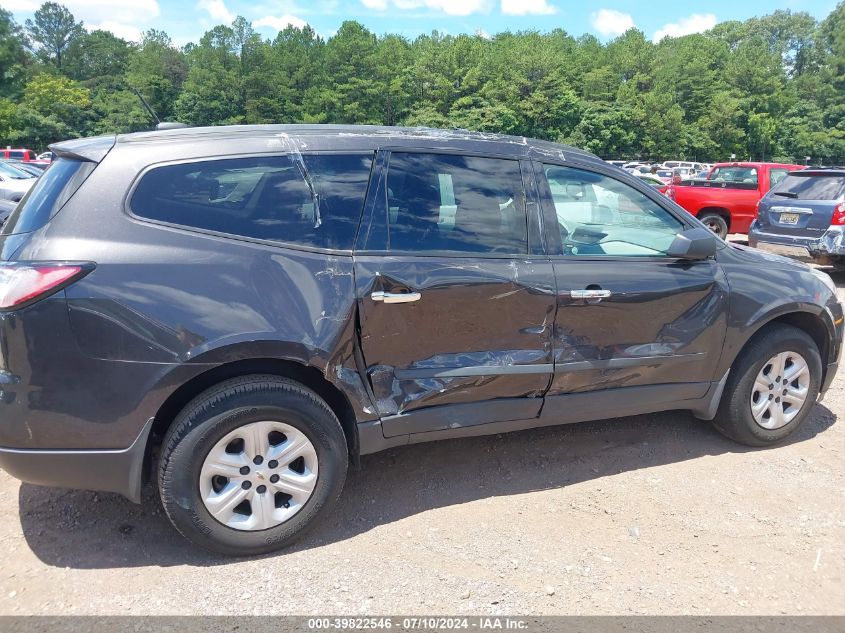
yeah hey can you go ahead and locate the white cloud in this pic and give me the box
[253,14,308,31]
[501,0,555,16]
[360,0,492,16]
[0,0,41,10]
[3,0,159,22]
[88,21,143,42]
[475,27,491,39]
[652,13,717,42]
[590,9,635,37]
[197,0,235,24]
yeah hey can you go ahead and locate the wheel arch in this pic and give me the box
[697,207,732,230]
[146,357,361,475]
[726,308,833,385]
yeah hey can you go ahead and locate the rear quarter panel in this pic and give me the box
[4,141,377,448]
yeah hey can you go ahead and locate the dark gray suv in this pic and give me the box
[0,125,841,555]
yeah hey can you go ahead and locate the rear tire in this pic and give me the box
[713,325,821,447]
[698,212,729,240]
[158,375,348,556]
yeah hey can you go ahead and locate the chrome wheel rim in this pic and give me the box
[750,351,811,430]
[199,421,318,531]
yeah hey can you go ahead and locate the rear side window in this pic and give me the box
[1,158,95,236]
[769,168,791,188]
[131,154,373,250]
[9,151,24,160]
[772,174,845,201]
[386,152,527,254]
[710,166,758,184]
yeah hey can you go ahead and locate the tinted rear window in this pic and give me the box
[772,174,845,201]
[1,158,95,236]
[131,154,374,250]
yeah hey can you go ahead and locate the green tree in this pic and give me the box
[10,72,91,147]
[0,9,29,97]
[25,2,84,70]
[65,30,132,84]
[175,24,243,125]
[126,29,187,121]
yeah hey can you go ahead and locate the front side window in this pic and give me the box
[131,153,374,250]
[544,164,683,257]
[386,152,527,254]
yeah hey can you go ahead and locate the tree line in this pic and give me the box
[0,1,844,163]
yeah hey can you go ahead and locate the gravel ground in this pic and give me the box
[0,257,843,616]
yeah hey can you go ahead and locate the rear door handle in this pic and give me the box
[569,289,612,300]
[371,291,422,304]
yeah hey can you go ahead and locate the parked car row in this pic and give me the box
[606,159,713,176]
[0,161,38,202]
[665,161,805,239]
[1,147,51,165]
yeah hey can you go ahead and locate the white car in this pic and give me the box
[0,162,36,202]
[37,151,53,161]
[662,160,705,172]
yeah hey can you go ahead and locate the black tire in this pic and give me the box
[713,324,821,447]
[158,375,348,556]
[698,212,729,240]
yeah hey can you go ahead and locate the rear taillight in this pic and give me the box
[0,262,94,311]
[832,203,845,226]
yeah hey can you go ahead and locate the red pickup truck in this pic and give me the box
[665,162,805,238]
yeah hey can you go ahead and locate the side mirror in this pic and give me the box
[667,227,720,260]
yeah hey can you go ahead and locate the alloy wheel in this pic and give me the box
[750,351,811,430]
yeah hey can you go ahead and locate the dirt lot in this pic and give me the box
[0,261,843,616]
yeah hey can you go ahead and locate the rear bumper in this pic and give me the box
[748,224,845,262]
[0,417,152,503]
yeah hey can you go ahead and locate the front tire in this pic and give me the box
[158,375,348,556]
[713,324,821,446]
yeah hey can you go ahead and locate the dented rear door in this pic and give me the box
[354,150,555,438]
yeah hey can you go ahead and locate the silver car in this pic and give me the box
[0,162,36,202]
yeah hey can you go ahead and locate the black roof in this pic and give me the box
[52,124,602,165]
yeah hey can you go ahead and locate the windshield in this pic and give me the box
[1,158,96,235]
[772,173,845,201]
[0,162,32,180]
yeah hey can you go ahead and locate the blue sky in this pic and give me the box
[1,0,840,46]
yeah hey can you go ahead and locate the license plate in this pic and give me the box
[779,212,800,225]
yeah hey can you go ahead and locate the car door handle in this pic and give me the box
[569,289,612,300]
[371,291,422,304]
